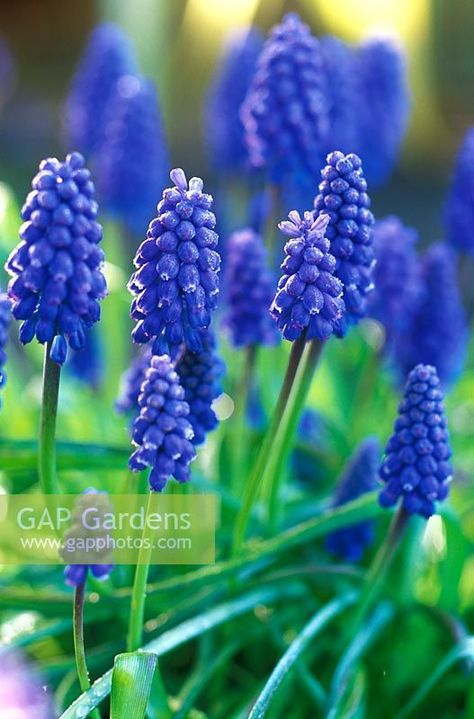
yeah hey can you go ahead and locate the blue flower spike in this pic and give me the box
[379,364,453,519]
[241,13,329,189]
[61,489,113,586]
[222,227,279,348]
[97,75,168,235]
[326,437,380,562]
[270,211,345,342]
[314,150,375,336]
[176,329,225,446]
[128,168,220,357]
[128,354,196,492]
[5,152,107,365]
[64,23,137,155]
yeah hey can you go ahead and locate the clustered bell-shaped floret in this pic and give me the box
[379,364,453,518]
[270,211,344,341]
[0,292,12,401]
[5,152,107,365]
[176,329,225,446]
[128,354,196,491]
[325,437,380,562]
[129,168,220,357]
[222,228,279,348]
[314,151,375,336]
[241,13,329,187]
[61,488,113,587]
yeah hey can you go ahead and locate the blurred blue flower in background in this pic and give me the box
[314,151,375,336]
[63,23,138,156]
[379,364,452,518]
[444,126,474,255]
[320,36,357,155]
[0,291,12,402]
[368,215,420,347]
[129,168,220,357]
[0,650,54,718]
[116,346,151,417]
[325,436,380,562]
[393,243,467,386]
[242,13,329,191]
[205,28,263,175]
[222,227,278,348]
[97,75,168,236]
[0,36,17,106]
[176,328,225,446]
[354,37,410,186]
[68,326,104,390]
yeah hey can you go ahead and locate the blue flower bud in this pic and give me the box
[270,211,344,341]
[5,153,107,364]
[325,437,380,562]
[379,365,452,518]
[128,354,196,491]
[314,151,375,336]
[129,169,220,357]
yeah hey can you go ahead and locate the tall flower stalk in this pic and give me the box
[5,152,107,494]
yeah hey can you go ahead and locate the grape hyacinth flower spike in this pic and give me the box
[379,364,452,518]
[128,354,196,492]
[314,151,375,336]
[5,151,107,365]
[368,215,420,347]
[205,27,263,175]
[320,36,357,155]
[116,346,151,418]
[223,227,279,348]
[270,211,344,341]
[355,37,410,186]
[393,243,467,387]
[97,75,168,236]
[64,23,137,155]
[61,489,114,587]
[325,437,380,562]
[176,329,225,446]
[241,13,329,193]
[444,126,474,255]
[129,168,220,357]
[0,292,12,404]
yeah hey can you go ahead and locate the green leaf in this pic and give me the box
[110,652,159,719]
[59,582,305,718]
[396,636,474,719]
[326,602,394,719]
[248,592,358,719]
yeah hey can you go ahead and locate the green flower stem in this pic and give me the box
[347,505,410,640]
[232,335,307,554]
[127,490,155,652]
[263,338,325,533]
[39,341,60,495]
[230,344,257,495]
[73,582,101,719]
